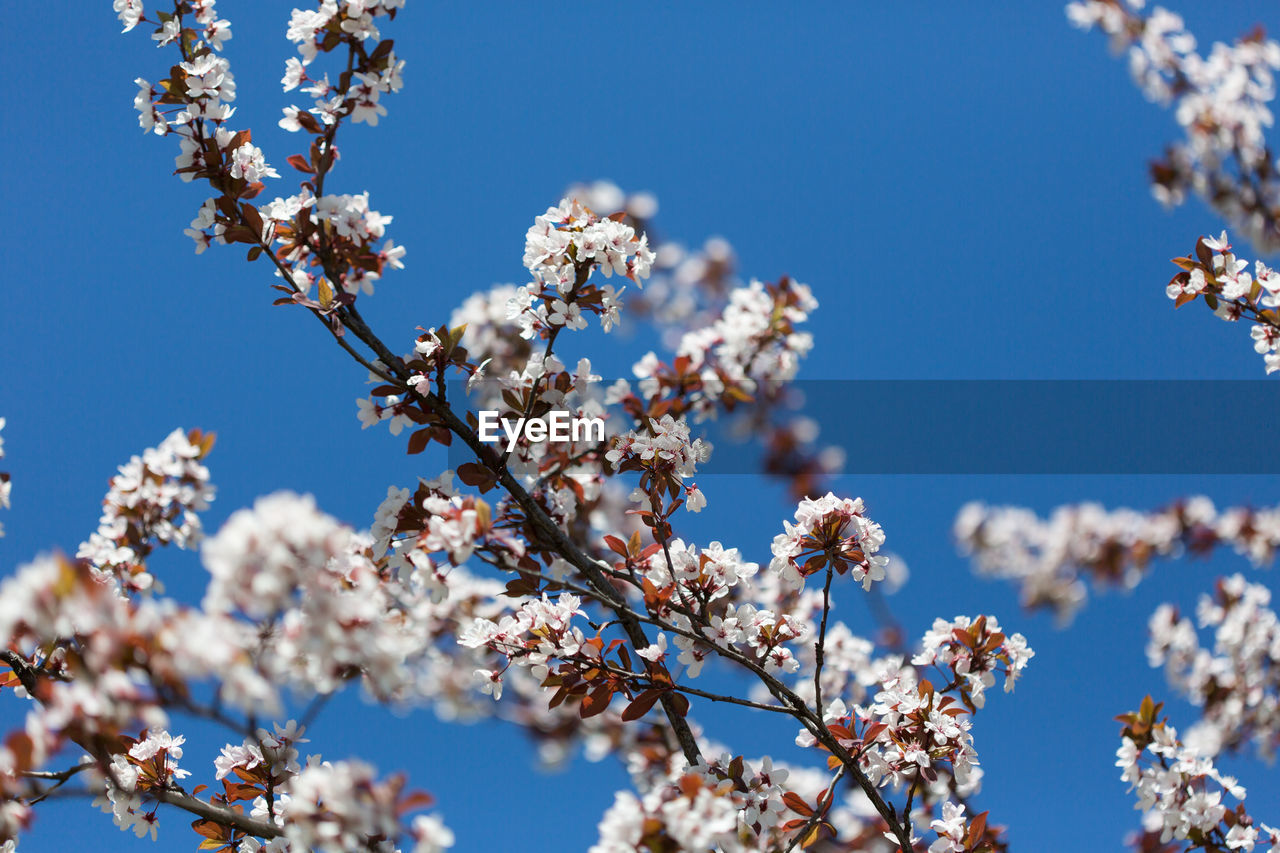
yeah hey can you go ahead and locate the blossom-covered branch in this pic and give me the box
[0,3,1061,851]
[1069,1,1280,251]
[956,496,1280,623]
[1116,696,1279,851]
[1166,231,1280,373]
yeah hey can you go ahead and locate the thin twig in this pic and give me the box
[813,565,835,717]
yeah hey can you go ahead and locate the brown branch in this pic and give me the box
[813,565,835,717]
[202,46,910,837]
[668,684,793,715]
[4,651,282,838]
[1,651,40,694]
[151,787,281,838]
[315,296,708,767]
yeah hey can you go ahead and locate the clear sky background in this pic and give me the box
[3,2,1280,851]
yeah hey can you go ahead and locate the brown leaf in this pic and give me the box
[781,791,814,817]
[966,810,989,846]
[286,153,316,174]
[580,685,614,718]
[621,689,663,721]
[407,428,432,455]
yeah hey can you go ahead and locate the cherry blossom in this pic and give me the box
[0,4,1126,851]
[1115,696,1279,851]
[1166,231,1280,373]
[1070,1,1280,250]
[1149,575,1280,761]
[770,493,888,592]
[957,496,1280,622]
[75,428,215,595]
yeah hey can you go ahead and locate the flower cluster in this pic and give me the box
[524,197,654,292]
[788,614,1031,842]
[1149,574,1280,761]
[509,197,654,339]
[608,274,836,502]
[214,721,452,852]
[1069,1,1280,250]
[929,801,991,853]
[465,352,609,486]
[830,677,980,793]
[956,496,1280,622]
[913,615,1035,709]
[770,493,888,591]
[215,720,307,785]
[286,2,405,64]
[643,539,760,609]
[669,601,810,679]
[590,757,797,853]
[449,284,531,374]
[368,470,530,599]
[1167,231,1280,373]
[94,729,191,841]
[560,180,739,346]
[125,2,408,312]
[621,277,818,422]
[76,428,216,595]
[458,593,589,699]
[1,483,459,846]
[283,3,405,127]
[675,277,816,386]
[203,491,447,700]
[607,415,711,515]
[1116,696,1278,851]
[598,536,810,679]
[202,491,353,619]
[129,1,235,132]
[0,554,282,846]
[279,760,407,852]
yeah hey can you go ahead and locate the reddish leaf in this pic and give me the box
[407,428,432,455]
[966,810,989,846]
[287,153,316,174]
[860,722,890,742]
[1195,237,1215,267]
[239,202,264,237]
[580,685,613,718]
[621,689,663,721]
[397,790,435,815]
[782,792,814,817]
[457,462,494,488]
[826,723,852,740]
[604,535,630,557]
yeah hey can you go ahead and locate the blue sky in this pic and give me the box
[3,2,1280,850]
